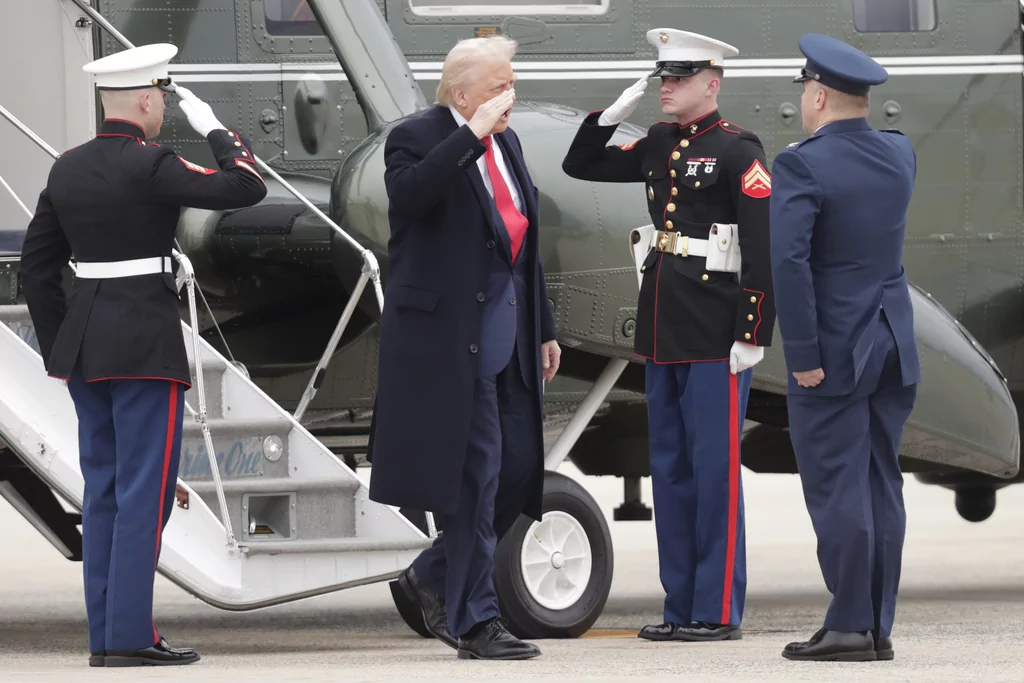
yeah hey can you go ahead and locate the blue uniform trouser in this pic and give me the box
[645,359,752,627]
[67,364,185,654]
[410,345,538,639]
[787,310,917,639]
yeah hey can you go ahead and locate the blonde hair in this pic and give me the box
[435,35,518,106]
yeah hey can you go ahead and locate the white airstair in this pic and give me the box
[0,298,431,609]
[0,0,434,610]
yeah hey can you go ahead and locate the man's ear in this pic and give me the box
[139,91,151,114]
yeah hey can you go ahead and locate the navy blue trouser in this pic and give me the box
[410,346,538,638]
[645,359,752,627]
[787,310,917,639]
[67,364,185,653]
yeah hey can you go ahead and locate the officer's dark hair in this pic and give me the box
[700,66,725,81]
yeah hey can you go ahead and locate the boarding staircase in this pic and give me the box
[0,267,431,610]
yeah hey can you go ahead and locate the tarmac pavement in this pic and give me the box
[1,463,1023,682]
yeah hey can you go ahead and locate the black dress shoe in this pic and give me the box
[782,627,876,662]
[398,566,457,650]
[104,638,200,667]
[675,621,742,642]
[637,622,687,641]
[457,617,541,660]
[88,652,105,667]
[875,636,894,660]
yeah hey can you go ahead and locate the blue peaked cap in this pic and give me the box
[794,34,887,96]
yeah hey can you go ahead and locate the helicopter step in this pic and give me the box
[0,303,431,612]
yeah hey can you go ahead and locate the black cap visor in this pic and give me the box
[649,60,714,78]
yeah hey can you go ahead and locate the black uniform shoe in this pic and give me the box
[675,621,742,641]
[782,627,877,661]
[104,638,200,667]
[875,636,894,660]
[457,617,541,660]
[637,621,687,641]
[88,652,105,667]
[398,566,457,650]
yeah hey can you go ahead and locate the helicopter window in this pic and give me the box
[852,0,937,32]
[265,0,325,36]
[408,0,608,16]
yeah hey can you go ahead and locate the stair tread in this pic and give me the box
[184,478,359,494]
[242,537,431,555]
[182,416,292,433]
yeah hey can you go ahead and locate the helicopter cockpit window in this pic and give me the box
[407,0,608,16]
[852,0,937,32]
[265,0,324,36]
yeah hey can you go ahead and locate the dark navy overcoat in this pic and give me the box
[367,105,556,521]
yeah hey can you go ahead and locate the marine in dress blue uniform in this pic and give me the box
[769,34,920,662]
[19,44,267,667]
[562,29,776,642]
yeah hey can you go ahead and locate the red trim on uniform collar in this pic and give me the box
[99,119,147,141]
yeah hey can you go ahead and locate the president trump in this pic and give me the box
[367,35,560,660]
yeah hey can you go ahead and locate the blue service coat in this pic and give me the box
[366,105,556,520]
[769,117,921,396]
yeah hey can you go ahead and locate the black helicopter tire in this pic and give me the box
[494,470,614,640]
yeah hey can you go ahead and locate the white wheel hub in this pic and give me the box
[519,510,592,611]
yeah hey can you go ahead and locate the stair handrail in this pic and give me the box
[0,105,238,550]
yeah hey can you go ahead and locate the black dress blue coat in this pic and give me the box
[366,105,556,521]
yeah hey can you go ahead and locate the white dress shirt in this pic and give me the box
[448,105,523,212]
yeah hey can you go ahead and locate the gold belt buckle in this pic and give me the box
[657,231,688,256]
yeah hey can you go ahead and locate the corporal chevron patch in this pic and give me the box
[179,157,215,175]
[741,159,771,199]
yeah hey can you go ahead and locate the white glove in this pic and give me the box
[175,85,225,137]
[597,77,648,126]
[730,342,764,375]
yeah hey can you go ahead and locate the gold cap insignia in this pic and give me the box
[659,32,669,44]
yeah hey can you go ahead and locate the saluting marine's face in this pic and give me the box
[658,71,720,122]
[143,88,168,138]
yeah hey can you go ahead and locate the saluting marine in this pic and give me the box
[562,28,775,642]
[19,43,267,667]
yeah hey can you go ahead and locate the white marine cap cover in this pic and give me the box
[82,43,178,91]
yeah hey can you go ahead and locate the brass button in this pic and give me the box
[750,296,757,303]
[694,181,701,188]
[665,220,673,229]
[242,151,249,156]
[672,151,680,160]
[670,169,677,178]
[722,239,728,245]
[641,266,646,272]
[744,333,751,340]
[667,202,676,212]
[681,140,690,147]
[470,343,478,353]
[690,124,697,134]
[701,274,708,281]
[228,131,235,137]
[477,292,485,302]
[747,314,754,321]
[723,122,730,127]
[671,187,678,196]
[234,141,242,147]
[648,170,652,176]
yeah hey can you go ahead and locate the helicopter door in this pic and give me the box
[255,0,368,175]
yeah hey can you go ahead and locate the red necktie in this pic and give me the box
[482,136,529,264]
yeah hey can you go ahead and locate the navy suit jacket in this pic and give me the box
[769,117,921,397]
[367,105,555,519]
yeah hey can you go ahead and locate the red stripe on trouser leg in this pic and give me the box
[721,371,740,624]
[152,383,178,643]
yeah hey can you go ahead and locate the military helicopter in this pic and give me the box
[0,0,1020,642]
